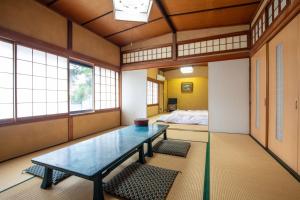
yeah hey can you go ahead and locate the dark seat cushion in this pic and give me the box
[153,140,191,157]
[104,163,178,200]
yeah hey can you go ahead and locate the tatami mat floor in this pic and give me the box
[0,116,299,200]
[0,136,206,200]
[210,133,300,200]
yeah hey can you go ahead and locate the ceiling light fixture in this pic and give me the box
[180,66,193,74]
[113,0,153,22]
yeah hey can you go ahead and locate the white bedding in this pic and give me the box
[158,110,208,125]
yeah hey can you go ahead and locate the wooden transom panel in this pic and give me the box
[37,0,261,46]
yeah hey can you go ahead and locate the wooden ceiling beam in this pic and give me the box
[81,11,113,26]
[36,0,59,6]
[104,17,163,39]
[155,0,176,33]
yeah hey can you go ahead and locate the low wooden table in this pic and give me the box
[32,124,168,200]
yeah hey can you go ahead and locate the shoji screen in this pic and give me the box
[0,40,14,121]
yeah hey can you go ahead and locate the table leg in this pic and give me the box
[163,130,167,140]
[138,145,145,164]
[93,175,104,200]
[147,140,153,157]
[41,167,53,189]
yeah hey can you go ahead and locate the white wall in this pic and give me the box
[122,70,147,125]
[208,58,249,134]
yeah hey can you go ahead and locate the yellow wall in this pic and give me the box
[147,106,159,117]
[147,68,159,79]
[167,77,208,110]
[164,80,168,112]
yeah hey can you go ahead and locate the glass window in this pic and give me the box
[94,66,119,110]
[274,0,279,18]
[70,62,93,112]
[262,13,266,33]
[147,80,158,105]
[276,44,284,141]
[281,0,287,10]
[268,4,273,25]
[0,40,14,120]
[16,45,68,117]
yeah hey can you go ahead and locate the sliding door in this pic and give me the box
[251,45,267,146]
[268,17,299,171]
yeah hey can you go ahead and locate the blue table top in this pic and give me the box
[32,124,168,178]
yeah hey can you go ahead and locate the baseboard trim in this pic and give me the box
[250,135,300,182]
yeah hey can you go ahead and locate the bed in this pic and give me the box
[157,110,208,126]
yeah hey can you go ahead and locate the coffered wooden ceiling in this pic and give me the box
[37,0,260,46]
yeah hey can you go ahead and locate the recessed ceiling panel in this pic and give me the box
[171,4,258,31]
[162,0,260,15]
[85,13,143,37]
[50,0,113,24]
[107,19,170,46]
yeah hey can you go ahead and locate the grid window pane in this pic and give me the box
[18,103,32,118]
[0,88,13,104]
[47,53,57,66]
[0,104,13,119]
[33,103,46,116]
[33,50,46,64]
[33,63,46,77]
[147,81,158,105]
[17,45,32,61]
[95,66,118,110]
[17,60,32,75]
[16,45,68,118]
[0,41,13,58]
[0,57,13,73]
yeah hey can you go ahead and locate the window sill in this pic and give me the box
[0,113,69,127]
[69,108,121,117]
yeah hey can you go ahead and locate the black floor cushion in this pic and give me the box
[104,163,178,200]
[24,165,71,185]
[153,140,191,157]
